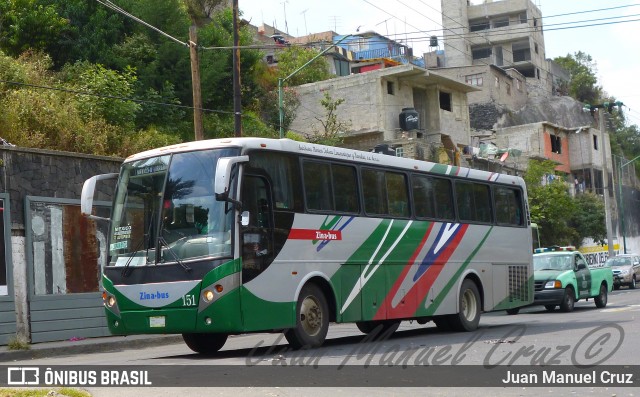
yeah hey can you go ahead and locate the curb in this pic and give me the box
[0,335,184,362]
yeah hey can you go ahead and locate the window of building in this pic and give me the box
[550,135,562,154]
[494,76,500,88]
[593,134,599,150]
[493,18,509,28]
[533,17,538,28]
[266,55,274,64]
[519,12,527,24]
[472,47,492,60]
[387,81,395,95]
[439,91,452,112]
[395,147,405,158]
[470,20,490,32]
[516,79,522,91]
[506,83,511,95]
[534,43,539,54]
[465,73,483,86]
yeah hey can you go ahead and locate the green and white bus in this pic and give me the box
[81,138,533,353]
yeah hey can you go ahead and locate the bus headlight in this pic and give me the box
[107,296,116,307]
[203,289,214,302]
[545,280,562,289]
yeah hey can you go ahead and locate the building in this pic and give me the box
[440,0,550,95]
[290,64,479,162]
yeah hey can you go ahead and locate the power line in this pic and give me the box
[95,0,188,47]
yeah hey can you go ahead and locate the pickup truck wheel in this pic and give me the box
[506,308,520,315]
[594,283,608,308]
[544,305,556,312]
[559,287,575,312]
[631,277,637,290]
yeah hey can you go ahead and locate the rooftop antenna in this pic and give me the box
[281,1,289,35]
[301,9,308,35]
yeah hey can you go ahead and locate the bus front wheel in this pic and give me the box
[182,332,228,354]
[448,279,481,332]
[285,283,329,349]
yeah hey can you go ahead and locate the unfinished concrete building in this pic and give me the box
[440,0,550,96]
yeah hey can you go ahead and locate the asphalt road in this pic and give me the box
[7,287,640,396]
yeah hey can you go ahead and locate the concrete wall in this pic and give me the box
[0,146,121,343]
[291,66,474,148]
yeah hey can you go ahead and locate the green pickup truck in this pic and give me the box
[508,246,613,314]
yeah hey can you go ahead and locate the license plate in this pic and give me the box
[149,316,166,328]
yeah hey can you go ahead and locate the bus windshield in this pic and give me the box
[108,148,239,267]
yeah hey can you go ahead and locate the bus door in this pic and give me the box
[240,174,275,284]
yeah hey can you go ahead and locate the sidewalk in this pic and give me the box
[0,334,184,362]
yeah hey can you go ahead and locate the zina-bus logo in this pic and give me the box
[7,367,40,385]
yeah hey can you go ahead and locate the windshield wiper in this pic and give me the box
[121,238,145,277]
[158,237,192,273]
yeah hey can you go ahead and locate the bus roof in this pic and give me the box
[125,137,525,186]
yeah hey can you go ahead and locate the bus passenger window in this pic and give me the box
[494,187,523,226]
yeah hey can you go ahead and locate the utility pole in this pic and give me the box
[189,26,204,141]
[598,108,615,257]
[232,0,242,137]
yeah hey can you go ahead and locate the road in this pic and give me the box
[9,287,640,396]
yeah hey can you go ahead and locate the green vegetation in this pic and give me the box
[7,335,30,350]
[0,0,329,156]
[524,159,606,247]
[0,388,91,397]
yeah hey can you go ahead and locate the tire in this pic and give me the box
[285,283,329,349]
[448,279,481,332]
[594,283,608,308]
[506,307,520,315]
[559,287,575,312]
[630,277,637,290]
[544,305,556,312]
[182,333,228,354]
[355,320,401,336]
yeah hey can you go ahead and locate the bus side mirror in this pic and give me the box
[214,156,249,197]
[81,173,118,221]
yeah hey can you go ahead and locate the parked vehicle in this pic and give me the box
[605,254,640,290]
[508,246,613,314]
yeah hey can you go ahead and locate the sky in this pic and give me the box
[237,0,640,126]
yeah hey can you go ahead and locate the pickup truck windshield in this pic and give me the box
[533,254,573,271]
[108,148,239,267]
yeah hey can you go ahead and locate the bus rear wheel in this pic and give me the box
[285,283,329,349]
[355,320,400,336]
[448,279,481,332]
[182,332,228,354]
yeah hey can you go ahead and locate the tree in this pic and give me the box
[276,46,331,86]
[569,193,606,247]
[524,159,609,248]
[308,91,351,146]
[553,51,602,104]
[524,159,578,246]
